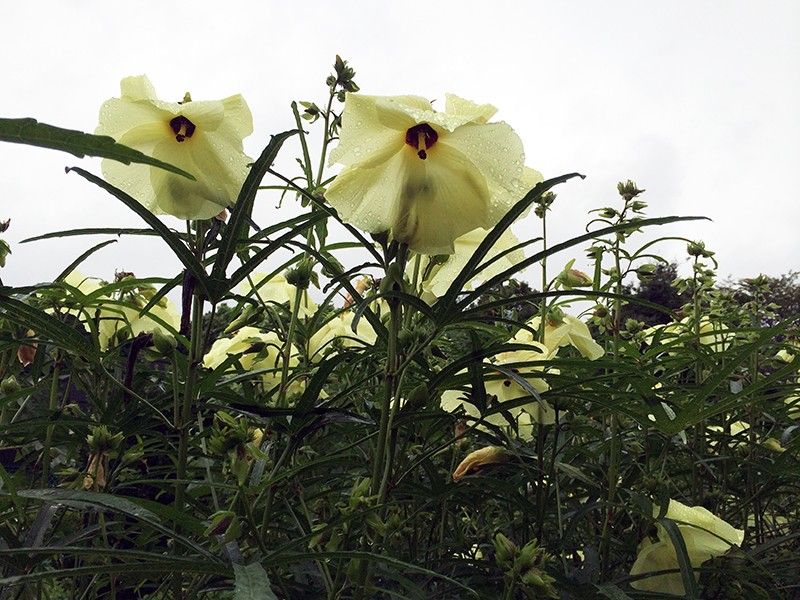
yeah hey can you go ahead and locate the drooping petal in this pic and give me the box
[149,139,229,219]
[393,143,491,254]
[441,121,526,223]
[325,150,406,235]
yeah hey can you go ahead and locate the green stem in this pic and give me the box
[173,223,206,600]
[538,211,548,340]
[291,101,315,187]
[41,358,61,486]
[600,234,624,572]
[315,92,337,188]
[277,285,304,408]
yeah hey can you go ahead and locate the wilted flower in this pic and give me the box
[452,446,508,481]
[326,93,537,254]
[520,314,605,361]
[96,75,253,220]
[17,330,37,367]
[630,499,744,595]
[239,272,317,318]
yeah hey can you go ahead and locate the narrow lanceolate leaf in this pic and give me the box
[660,518,701,599]
[435,172,584,317]
[17,489,219,561]
[0,117,194,179]
[209,129,297,301]
[0,293,97,360]
[233,562,278,600]
[66,167,211,298]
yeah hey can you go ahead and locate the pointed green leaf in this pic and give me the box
[67,167,211,297]
[0,117,194,179]
[209,129,297,300]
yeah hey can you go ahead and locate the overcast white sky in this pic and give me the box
[1,1,798,291]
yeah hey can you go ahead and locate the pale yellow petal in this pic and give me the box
[119,75,158,101]
[423,227,524,298]
[100,158,159,214]
[440,122,525,224]
[393,143,490,254]
[328,94,419,167]
[96,98,168,140]
[444,93,497,124]
[325,151,406,234]
[630,537,685,595]
[219,94,254,140]
[149,140,230,219]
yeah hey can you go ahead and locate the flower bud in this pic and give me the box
[687,240,714,258]
[223,304,265,335]
[285,258,315,290]
[557,268,592,289]
[625,318,644,333]
[493,533,517,566]
[617,179,644,201]
[0,239,10,268]
[1,375,21,395]
[152,328,178,355]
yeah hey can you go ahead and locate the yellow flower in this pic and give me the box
[520,315,604,361]
[452,446,508,482]
[325,93,533,254]
[96,75,253,220]
[203,326,299,393]
[308,311,376,362]
[239,272,317,318]
[441,341,557,436]
[417,225,526,301]
[630,499,744,595]
[648,316,731,353]
[54,271,180,351]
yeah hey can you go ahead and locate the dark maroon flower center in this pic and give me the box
[169,115,196,142]
[405,123,438,160]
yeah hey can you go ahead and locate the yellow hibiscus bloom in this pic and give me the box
[96,75,253,220]
[520,315,605,361]
[239,272,317,318]
[630,499,744,595]
[203,326,299,393]
[441,341,557,437]
[325,93,532,254]
[308,311,376,362]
